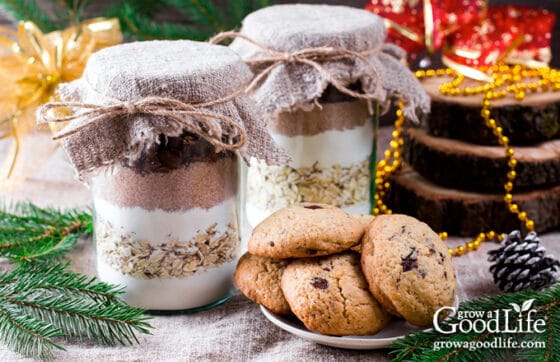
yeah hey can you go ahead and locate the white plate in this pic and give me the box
[260,296,459,350]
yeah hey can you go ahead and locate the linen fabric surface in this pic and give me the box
[230,4,431,122]
[41,40,288,176]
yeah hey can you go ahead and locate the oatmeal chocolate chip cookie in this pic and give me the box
[234,252,292,315]
[361,214,456,327]
[248,203,363,258]
[281,252,391,336]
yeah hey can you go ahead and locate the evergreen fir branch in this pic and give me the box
[222,0,277,30]
[50,0,92,25]
[3,263,122,303]
[107,0,162,18]
[166,0,225,32]
[0,0,58,31]
[116,2,208,40]
[164,0,274,39]
[224,0,276,30]
[0,263,152,358]
[226,0,244,29]
[7,233,79,263]
[0,202,91,231]
[514,308,560,361]
[0,0,276,40]
[259,0,273,7]
[0,202,92,263]
[7,295,150,345]
[65,0,91,20]
[390,284,560,362]
[0,303,64,360]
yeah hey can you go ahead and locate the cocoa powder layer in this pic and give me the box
[123,133,232,174]
[92,156,238,212]
[268,101,370,137]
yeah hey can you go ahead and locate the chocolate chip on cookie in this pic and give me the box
[361,214,456,327]
[248,203,364,258]
[281,252,390,336]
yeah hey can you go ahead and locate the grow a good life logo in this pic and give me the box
[431,299,547,351]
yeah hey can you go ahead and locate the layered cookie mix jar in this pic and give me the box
[39,40,286,311]
[225,5,430,226]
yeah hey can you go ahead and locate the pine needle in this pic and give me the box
[121,4,208,40]
[0,0,58,31]
[0,202,92,263]
[0,263,152,359]
[0,0,277,41]
[0,203,152,359]
[165,0,223,31]
[0,304,65,360]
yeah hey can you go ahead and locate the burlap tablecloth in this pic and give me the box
[0,127,558,361]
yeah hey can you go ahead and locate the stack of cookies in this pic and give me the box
[234,203,457,336]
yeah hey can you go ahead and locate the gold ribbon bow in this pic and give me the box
[210,31,384,102]
[0,18,122,185]
[38,97,247,152]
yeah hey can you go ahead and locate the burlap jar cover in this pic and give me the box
[37,40,287,311]
[215,4,431,226]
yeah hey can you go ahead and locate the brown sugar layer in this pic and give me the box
[269,101,370,137]
[92,156,238,212]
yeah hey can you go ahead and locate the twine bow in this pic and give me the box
[38,96,247,152]
[210,31,384,101]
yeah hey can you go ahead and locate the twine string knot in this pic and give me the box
[210,31,384,100]
[37,96,247,151]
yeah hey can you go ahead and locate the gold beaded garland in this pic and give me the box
[374,64,560,257]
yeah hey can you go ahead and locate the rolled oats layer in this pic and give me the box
[245,102,375,228]
[91,132,242,310]
[247,158,371,211]
[96,219,239,279]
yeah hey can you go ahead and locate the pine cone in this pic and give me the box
[488,230,560,292]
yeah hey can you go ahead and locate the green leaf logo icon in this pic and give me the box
[521,299,535,312]
[510,303,521,313]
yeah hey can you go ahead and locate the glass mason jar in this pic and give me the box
[91,132,239,312]
[246,86,378,227]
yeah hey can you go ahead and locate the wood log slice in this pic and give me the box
[403,128,560,191]
[387,165,560,236]
[423,76,560,145]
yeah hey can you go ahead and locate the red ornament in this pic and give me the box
[499,6,555,65]
[365,0,424,55]
[443,6,555,68]
[365,1,556,76]
[365,0,485,53]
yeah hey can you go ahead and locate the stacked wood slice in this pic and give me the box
[387,76,560,236]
